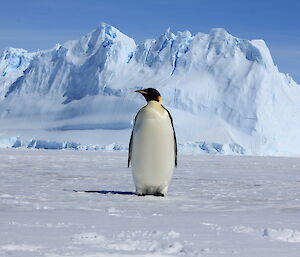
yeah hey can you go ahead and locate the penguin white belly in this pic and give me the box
[131,102,175,195]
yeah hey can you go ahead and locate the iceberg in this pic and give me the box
[0,23,300,156]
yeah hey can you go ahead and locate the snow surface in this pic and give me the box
[1,23,300,156]
[1,149,300,257]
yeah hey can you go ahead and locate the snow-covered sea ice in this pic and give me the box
[0,148,300,257]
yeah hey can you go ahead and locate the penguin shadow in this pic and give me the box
[73,190,137,195]
[72,190,165,197]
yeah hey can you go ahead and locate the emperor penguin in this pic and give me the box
[128,88,177,196]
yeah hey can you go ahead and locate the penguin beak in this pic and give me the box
[135,89,148,95]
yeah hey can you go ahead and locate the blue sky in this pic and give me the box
[1,0,299,82]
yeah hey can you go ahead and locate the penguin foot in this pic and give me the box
[136,192,164,197]
[153,192,165,197]
[136,186,166,197]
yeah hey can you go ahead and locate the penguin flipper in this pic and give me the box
[162,106,177,168]
[128,129,133,168]
[128,109,142,168]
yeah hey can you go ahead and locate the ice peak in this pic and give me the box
[95,22,135,44]
[162,27,175,40]
[1,47,29,57]
[0,47,34,66]
[78,22,125,49]
[177,30,192,38]
[98,22,118,40]
[209,28,232,39]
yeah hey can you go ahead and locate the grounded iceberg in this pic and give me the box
[0,23,299,156]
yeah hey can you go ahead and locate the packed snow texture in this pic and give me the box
[0,23,300,156]
[0,149,300,257]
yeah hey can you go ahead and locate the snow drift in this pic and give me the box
[0,22,300,155]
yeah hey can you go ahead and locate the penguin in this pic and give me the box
[128,88,177,196]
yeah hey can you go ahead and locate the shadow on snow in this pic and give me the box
[73,190,137,195]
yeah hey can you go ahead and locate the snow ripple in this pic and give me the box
[72,230,195,256]
[263,228,300,243]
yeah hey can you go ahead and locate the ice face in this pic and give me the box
[0,23,300,156]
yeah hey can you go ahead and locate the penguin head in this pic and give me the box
[135,88,162,103]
